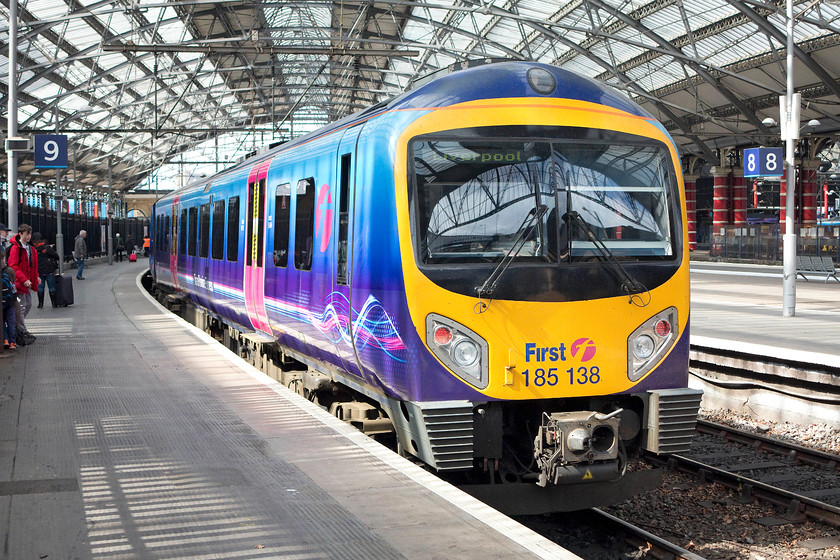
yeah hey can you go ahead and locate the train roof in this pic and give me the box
[389,60,650,118]
[159,60,652,202]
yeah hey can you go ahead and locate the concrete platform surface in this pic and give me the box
[690,260,840,366]
[0,261,577,560]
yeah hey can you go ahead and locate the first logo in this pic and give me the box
[570,338,597,362]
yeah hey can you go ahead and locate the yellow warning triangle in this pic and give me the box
[582,469,594,480]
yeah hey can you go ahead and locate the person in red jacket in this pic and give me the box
[8,224,38,345]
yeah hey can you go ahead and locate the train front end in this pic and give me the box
[390,63,701,510]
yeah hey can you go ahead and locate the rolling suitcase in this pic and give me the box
[129,251,137,262]
[54,274,74,307]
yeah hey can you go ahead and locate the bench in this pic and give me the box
[796,255,840,283]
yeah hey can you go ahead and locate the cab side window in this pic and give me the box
[227,196,240,262]
[274,184,291,267]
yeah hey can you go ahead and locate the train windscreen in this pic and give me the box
[412,136,676,265]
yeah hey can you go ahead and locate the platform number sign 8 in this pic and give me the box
[743,147,783,177]
[765,151,778,173]
[746,151,757,174]
[34,134,68,169]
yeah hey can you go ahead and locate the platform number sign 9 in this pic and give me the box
[34,134,68,169]
[743,147,783,177]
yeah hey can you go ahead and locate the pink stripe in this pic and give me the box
[243,160,273,335]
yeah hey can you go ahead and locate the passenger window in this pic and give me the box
[294,178,315,271]
[199,203,211,258]
[227,196,240,262]
[164,215,171,252]
[188,207,198,256]
[179,209,188,255]
[211,199,225,260]
[274,183,291,267]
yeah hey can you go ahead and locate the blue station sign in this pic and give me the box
[34,134,68,169]
[743,147,783,177]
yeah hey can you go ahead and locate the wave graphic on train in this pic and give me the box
[265,292,407,362]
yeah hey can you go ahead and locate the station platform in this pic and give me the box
[690,259,840,367]
[0,261,576,560]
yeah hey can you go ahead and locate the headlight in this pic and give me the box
[426,314,489,389]
[452,339,480,367]
[627,307,678,382]
[633,335,655,360]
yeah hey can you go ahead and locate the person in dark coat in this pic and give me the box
[8,224,38,344]
[114,233,125,262]
[74,230,88,280]
[125,234,136,256]
[0,224,11,254]
[1,248,18,350]
[32,232,59,308]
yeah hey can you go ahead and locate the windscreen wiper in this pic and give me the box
[476,204,548,302]
[564,211,648,299]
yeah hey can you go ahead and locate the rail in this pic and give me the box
[647,418,840,528]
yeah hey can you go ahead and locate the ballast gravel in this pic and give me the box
[602,408,840,560]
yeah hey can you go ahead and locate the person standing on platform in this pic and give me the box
[32,232,59,308]
[0,224,11,254]
[125,234,136,256]
[1,248,18,352]
[8,224,38,345]
[1,228,17,354]
[74,230,88,280]
[114,233,125,262]
[142,235,150,257]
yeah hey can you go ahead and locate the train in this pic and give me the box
[149,60,702,513]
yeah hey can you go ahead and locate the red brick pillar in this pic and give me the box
[684,174,698,251]
[780,174,795,235]
[712,170,731,235]
[801,162,819,227]
[732,169,747,227]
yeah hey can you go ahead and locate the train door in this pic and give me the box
[170,196,180,290]
[334,125,365,378]
[244,160,273,335]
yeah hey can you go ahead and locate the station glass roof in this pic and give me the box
[2,0,840,195]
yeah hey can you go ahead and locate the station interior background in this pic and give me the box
[2,0,840,260]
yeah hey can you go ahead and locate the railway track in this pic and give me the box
[514,507,708,560]
[647,419,840,528]
[589,509,707,560]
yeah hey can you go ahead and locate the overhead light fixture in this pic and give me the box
[761,117,777,126]
[807,119,821,127]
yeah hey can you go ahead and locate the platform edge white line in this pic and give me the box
[691,335,840,368]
